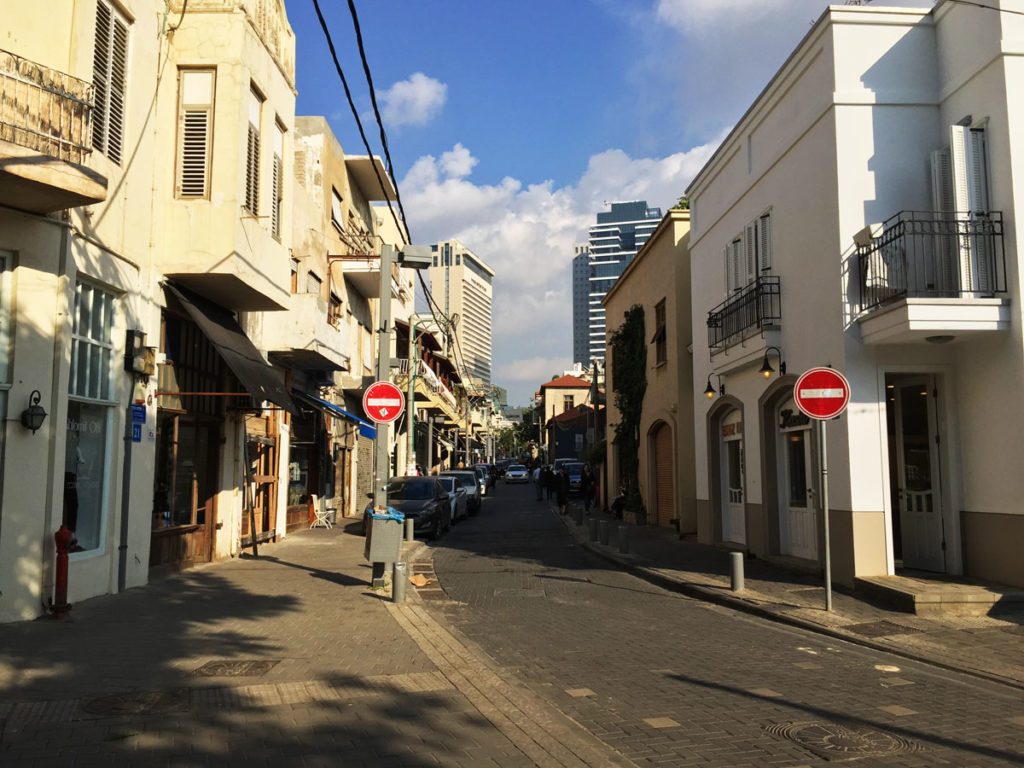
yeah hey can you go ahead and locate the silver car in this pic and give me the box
[440,470,481,514]
[437,475,468,523]
[505,464,529,483]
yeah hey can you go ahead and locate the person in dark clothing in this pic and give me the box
[580,464,595,513]
[556,466,570,514]
[542,466,555,501]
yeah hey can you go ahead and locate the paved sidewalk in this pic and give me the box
[557,504,1024,691]
[0,522,630,767]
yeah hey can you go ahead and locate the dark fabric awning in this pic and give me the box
[293,389,377,439]
[164,282,298,415]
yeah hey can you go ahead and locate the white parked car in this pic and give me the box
[437,475,468,523]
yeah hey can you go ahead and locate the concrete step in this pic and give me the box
[855,573,1024,617]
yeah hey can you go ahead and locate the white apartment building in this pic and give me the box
[428,240,494,389]
[687,1,1024,589]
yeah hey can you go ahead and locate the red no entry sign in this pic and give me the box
[362,381,405,424]
[794,367,850,420]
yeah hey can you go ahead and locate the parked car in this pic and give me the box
[440,470,481,514]
[362,476,450,539]
[553,458,577,472]
[437,475,468,523]
[470,465,488,497]
[564,462,585,495]
[475,463,496,491]
[505,464,529,483]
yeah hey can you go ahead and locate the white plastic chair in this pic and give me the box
[309,494,332,529]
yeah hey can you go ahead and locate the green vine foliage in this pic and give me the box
[609,304,646,516]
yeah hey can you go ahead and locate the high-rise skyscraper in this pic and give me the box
[571,243,590,366]
[573,201,663,363]
[428,240,494,389]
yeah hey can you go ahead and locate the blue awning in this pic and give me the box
[294,390,377,439]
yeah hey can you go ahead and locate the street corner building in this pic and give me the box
[684,1,1024,591]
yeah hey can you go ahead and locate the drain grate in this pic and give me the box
[765,720,922,760]
[843,620,923,638]
[82,690,188,717]
[192,660,280,678]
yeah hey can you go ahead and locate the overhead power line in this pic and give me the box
[309,0,406,245]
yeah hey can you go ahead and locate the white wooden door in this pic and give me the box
[780,424,817,560]
[722,436,745,545]
[894,378,945,572]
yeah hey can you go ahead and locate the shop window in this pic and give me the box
[64,282,117,553]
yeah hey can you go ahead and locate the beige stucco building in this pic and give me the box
[603,209,695,530]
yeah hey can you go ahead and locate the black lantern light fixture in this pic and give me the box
[20,389,47,434]
[703,373,725,399]
[759,346,787,379]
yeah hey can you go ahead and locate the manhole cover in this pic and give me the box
[843,620,922,638]
[192,659,279,677]
[82,690,188,716]
[765,720,922,760]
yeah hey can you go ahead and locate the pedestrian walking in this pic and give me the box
[542,465,555,501]
[556,466,569,515]
[533,464,543,500]
[580,463,595,513]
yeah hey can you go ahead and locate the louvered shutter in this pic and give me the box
[930,148,956,292]
[177,70,214,198]
[245,90,261,214]
[758,212,772,272]
[743,222,757,286]
[950,125,992,292]
[92,2,128,164]
[272,124,283,238]
[723,246,731,296]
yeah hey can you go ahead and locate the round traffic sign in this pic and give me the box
[794,367,850,420]
[362,381,405,424]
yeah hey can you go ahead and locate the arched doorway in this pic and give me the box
[719,408,745,545]
[650,421,674,528]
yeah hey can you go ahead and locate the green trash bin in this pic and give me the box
[364,507,405,565]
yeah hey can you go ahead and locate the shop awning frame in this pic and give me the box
[293,389,377,439]
[164,282,298,415]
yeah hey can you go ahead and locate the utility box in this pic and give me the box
[364,508,404,564]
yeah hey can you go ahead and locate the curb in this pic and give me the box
[558,513,1024,694]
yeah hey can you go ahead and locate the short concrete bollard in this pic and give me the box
[618,525,630,554]
[730,551,744,592]
[573,506,583,526]
[599,519,610,545]
[404,518,414,542]
[393,562,407,603]
[588,517,599,541]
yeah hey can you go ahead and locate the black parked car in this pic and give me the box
[362,476,451,539]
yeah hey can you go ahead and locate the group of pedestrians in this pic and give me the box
[531,461,598,515]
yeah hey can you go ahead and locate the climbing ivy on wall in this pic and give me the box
[609,304,646,518]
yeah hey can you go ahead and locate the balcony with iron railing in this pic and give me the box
[397,357,459,418]
[707,275,781,350]
[0,48,107,212]
[854,211,1010,344]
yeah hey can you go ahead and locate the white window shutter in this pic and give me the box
[950,125,972,214]
[723,246,731,296]
[743,222,756,285]
[930,148,953,212]
[758,213,771,272]
[967,128,989,212]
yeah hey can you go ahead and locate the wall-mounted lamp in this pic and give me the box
[20,390,47,434]
[703,373,725,399]
[759,346,787,379]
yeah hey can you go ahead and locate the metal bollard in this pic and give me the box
[392,562,407,603]
[599,519,610,545]
[404,518,414,542]
[730,551,744,592]
[52,525,73,619]
[573,506,583,525]
[618,525,630,554]
[587,517,599,541]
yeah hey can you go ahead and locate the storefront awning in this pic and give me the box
[164,283,298,415]
[293,390,377,439]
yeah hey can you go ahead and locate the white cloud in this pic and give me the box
[378,72,447,128]
[655,0,777,33]
[401,139,721,404]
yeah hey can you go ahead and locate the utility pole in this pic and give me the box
[372,244,396,511]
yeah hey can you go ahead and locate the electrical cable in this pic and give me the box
[309,0,407,245]
[344,0,412,235]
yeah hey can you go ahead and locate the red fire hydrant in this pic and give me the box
[52,525,73,620]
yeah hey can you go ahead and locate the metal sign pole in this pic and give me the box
[820,418,832,612]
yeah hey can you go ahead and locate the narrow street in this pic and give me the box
[424,483,1024,767]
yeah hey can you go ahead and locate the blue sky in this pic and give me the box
[288,0,931,406]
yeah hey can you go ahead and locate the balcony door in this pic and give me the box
[888,375,945,572]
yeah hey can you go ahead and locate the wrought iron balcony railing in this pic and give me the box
[707,275,781,350]
[857,211,1005,313]
[0,49,93,165]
